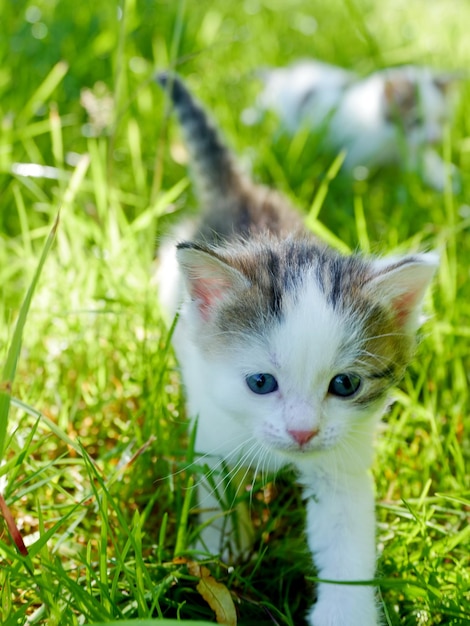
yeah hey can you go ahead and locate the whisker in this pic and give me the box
[153,428,249,486]
[357,330,409,343]
[247,443,274,508]
[197,438,260,506]
[189,437,251,494]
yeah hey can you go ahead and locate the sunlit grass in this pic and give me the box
[1,0,469,624]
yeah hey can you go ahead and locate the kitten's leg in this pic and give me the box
[304,470,380,626]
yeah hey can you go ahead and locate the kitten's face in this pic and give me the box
[200,279,389,465]
[177,242,435,468]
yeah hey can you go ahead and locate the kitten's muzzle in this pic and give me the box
[287,428,319,446]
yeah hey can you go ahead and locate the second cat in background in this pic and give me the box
[243,59,461,190]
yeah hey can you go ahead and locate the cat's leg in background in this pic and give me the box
[303,470,379,626]
[407,146,460,191]
[421,147,460,192]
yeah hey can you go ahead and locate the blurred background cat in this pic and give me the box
[243,60,461,190]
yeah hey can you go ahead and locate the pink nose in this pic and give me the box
[288,429,318,446]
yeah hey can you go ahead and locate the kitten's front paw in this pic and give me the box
[307,596,379,626]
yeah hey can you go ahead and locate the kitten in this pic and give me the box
[243,60,459,189]
[157,72,437,626]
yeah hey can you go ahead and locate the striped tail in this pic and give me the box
[157,72,242,203]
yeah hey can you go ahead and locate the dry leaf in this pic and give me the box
[188,562,237,626]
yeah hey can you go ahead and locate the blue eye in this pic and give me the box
[328,373,361,398]
[246,373,278,395]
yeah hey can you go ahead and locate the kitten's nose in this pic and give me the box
[288,429,318,446]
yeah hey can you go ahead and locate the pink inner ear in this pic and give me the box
[393,290,419,326]
[192,276,232,321]
[178,246,251,322]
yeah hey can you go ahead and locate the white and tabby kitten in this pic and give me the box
[244,60,459,189]
[157,72,437,626]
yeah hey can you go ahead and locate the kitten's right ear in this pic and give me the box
[368,252,438,331]
[176,244,250,321]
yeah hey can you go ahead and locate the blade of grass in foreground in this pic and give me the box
[0,211,60,464]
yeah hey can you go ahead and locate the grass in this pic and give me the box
[1,0,469,624]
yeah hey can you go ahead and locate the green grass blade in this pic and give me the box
[173,475,195,557]
[0,212,59,463]
[18,61,69,125]
[354,193,370,254]
[130,177,189,234]
[306,149,346,224]
[10,397,84,457]
[305,219,351,254]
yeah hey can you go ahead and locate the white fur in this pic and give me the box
[155,220,195,319]
[243,60,354,131]
[304,471,379,626]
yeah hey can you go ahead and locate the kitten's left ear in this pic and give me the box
[368,253,438,330]
[176,243,250,322]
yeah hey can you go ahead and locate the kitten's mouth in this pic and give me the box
[272,428,323,456]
